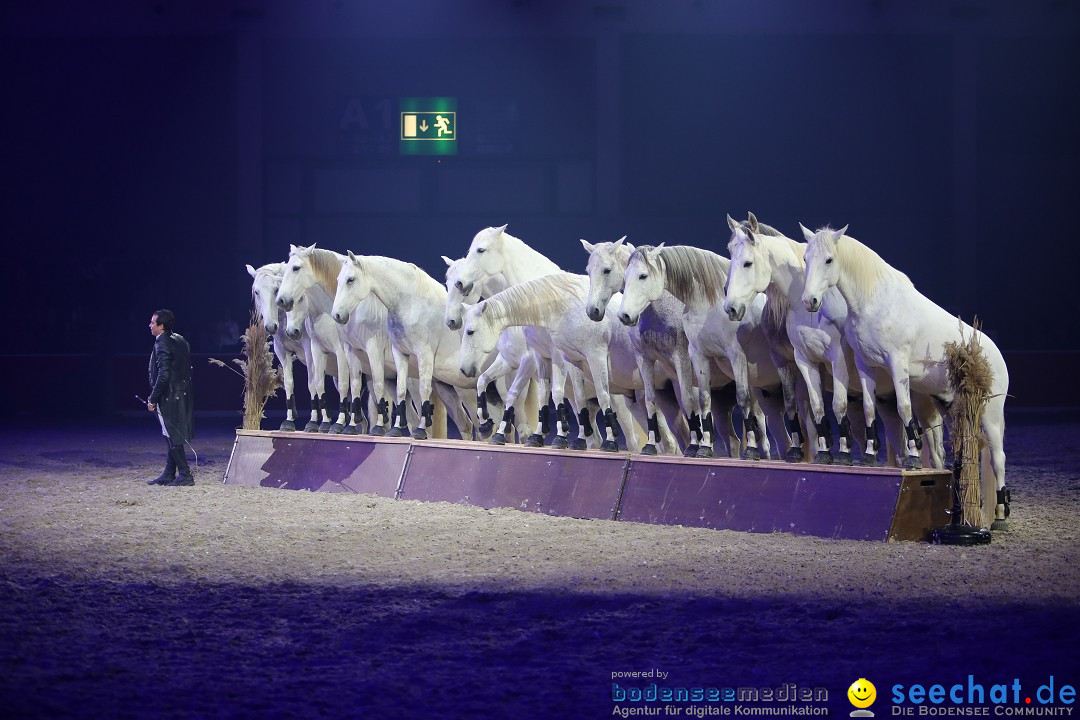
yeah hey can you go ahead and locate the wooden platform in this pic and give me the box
[223,429,953,542]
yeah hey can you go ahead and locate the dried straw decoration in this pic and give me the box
[943,317,994,527]
[209,310,283,430]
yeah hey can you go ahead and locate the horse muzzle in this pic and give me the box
[803,296,821,313]
[460,363,477,379]
[333,310,349,324]
[285,327,301,340]
[277,296,294,312]
[587,306,605,322]
[264,322,278,335]
[724,303,745,322]
[618,312,637,327]
[447,318,462,331]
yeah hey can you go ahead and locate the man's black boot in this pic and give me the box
[148,439,176,485]
[164,444,194,486]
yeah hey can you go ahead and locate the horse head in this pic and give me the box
[283,291,309,341]
[800,223,847,313]
[458,301,499,379]
[443,255,482,330]
[723,212,770,322]
[454,224,509,297]
[582,236,632,322]
[331,251,372,324]
[247,264,284,335]
[276,243,318,312]
[618,244,665,326]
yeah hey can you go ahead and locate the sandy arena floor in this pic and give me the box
[0,413,1077,718]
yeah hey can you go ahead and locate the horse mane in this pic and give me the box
[295,248,344,294]
[365,255,447,303]
[633,245,729,306]
[820,227,911,298]
[482,273,588,327]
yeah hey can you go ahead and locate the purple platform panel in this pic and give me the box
[617,455,951,542]
[224,430,409,496]
[399,441,629,520]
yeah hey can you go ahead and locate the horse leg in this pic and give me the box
[688,346,718,458]
[584,350,622,453]
[385,346,411,437]
[547,359,573,449]
[524,352,551,448]
[277,342,297,432]
[775,360,806,463]
[797,350,833,464]
[476,353,513,437]
[342,352,364,435]
[612,393,643,452]
[911,393,946,469]
[884,360,923,470]
[304,346,326,433]
[492,353,535,445]
[410,349,436,440]
[726,352,761,460]
[672,348,703,456]
[982,396,1009,530]
[856,361,883,466]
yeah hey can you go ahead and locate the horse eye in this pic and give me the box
[466,329,474,336]
[639,273,647,280]
[347,277,354,284]
[253,290,260,296]
[743,261,752,268]
[825,258,833,265]
[291,266,299,272]
[603,268,611,275]
[477,247,486,254]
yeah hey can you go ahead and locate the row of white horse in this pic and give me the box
[245,214,1010,529]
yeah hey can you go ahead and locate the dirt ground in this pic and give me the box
[0,412,1077,719]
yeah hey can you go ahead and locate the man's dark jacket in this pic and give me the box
[149,332,194,443]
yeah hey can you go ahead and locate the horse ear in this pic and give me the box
[626,242,636,252]
[441,255,454,267]
[347,250,362,268]
[246,264,257,278]
[727,214,739,232]
[289,244,299,254]
[799,223,815,243]
[494,224,508,236]
[834,225,849,243]
[747,212,759,233]
[615,236,626,247]
[580,239,595,254]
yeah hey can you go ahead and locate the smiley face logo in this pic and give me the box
[848,678,877,709]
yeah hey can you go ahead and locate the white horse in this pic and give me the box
[723,213,945,467]
[457,272,652,452]
[442,255,538,444]
[800,224,1010,528]
[619,244,795,460]
[449,225,600,448]
[581,237,699,455]
[246,262,308,432]
[266,249,354,433]
[330,251,479,440]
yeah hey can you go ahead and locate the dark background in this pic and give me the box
[1,0,1077,415]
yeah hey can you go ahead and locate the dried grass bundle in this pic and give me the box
[209,311,283,430]
[944,317,994,527]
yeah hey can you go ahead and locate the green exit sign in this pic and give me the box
[399,97,457,156]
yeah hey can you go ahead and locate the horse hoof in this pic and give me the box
[369,425,386,437]
[991,519,1010,532]
[860,453,878,467]
[478,419,494,436]
[411,428,428,440]
[682,445,699,458]
[743,446,762,461]
[318,422,332,433]
[302,422,321,433]
[835,451,854,466]
[550,436,570,449]
[571,438,588,451]
[385,427,406,438]
[279,420,296,432]
[600,440,619,452]
[641,444,658,456]
[343,425,359,436]
[524,434,544,448]
[488,433,506,446]
[814,451,834,465]
[696,446,714,459]
[902,455,923,471]
[785,447,805,463]
[328,423,344,435]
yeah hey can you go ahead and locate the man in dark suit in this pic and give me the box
[146,309,195,486]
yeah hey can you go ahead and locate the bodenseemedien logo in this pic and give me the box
[849,678,877,717]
